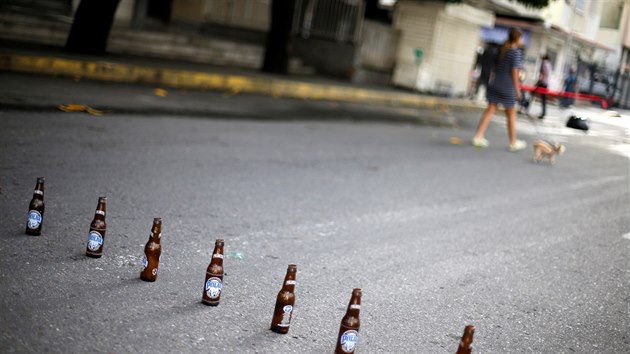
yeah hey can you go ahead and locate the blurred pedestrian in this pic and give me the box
[536,54,552,119]
[560,68,577,108]
[470,44,499,101]
[468,50,482,99]
[471,28,526,152]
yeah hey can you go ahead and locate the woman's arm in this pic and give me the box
[512,67,522,100]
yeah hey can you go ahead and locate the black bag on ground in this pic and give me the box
[566,115,589,131]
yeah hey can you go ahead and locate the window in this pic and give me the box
[600,0,624,29]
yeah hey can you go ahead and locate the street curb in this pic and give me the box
[0,54,484,114]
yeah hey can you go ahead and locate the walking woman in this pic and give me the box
[471,28,527,152]
[536,54,552,118]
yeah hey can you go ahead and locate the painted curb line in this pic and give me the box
[0,54,484,113]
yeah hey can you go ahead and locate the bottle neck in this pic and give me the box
[94,200,106,220]
[346,291,361,316]
[33,181,44,198]
[34,178,44,190]
[150,230,161,243]
[347,302,361,316]
[282,270,297,291]
[211,244,224,264]
[461,326,474,348]
[151,229,161,243]
[149,218,162,241]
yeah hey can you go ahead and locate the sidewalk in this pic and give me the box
[0,41,481,114]
[1,41,627,137]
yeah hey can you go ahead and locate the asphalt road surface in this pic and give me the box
[0,82,629,353]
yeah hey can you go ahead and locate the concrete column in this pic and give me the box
[113,0,134,28]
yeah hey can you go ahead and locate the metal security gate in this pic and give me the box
[292,0,365,43]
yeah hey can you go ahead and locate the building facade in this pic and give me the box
[390,0,494,95]
[0,0,626,102]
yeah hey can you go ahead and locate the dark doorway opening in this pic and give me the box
[147,0,171,24]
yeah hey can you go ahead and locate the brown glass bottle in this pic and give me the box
[85,197,107,258]
[25,177,45,236]
[455,325,475,354]
[270,264,297,334]
[201,239,224,306]
[140,218,162,282]
[335,288,362,354]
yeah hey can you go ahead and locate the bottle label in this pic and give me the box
[141,256,158,275]
[27,210,42,229]
[340,330,359,353]
[205,277,222,299]
[87,231,103,251]
[95,210,105,216]
[278,305,293,327]
[33,190,43,196]
[349,304,360,310]
[212,253,223,259]
[285,280,296,285]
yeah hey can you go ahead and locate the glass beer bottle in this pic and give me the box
[270,264,297,334]
[25,177,45,236]
[140,218,162,282]
[202,239,224,306]
[335,288,362,354]
[85,197,107,258]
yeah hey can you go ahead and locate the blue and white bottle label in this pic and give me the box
[27,210,42,230]
[141,256,148,270]
[205,277,222,299]
[279,305,293,327]
[340,330,359,353]
[87,231,103,251]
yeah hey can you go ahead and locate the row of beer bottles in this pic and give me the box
[25,179,472,353]
[25,180,306,338]
[24,178,362,353]
[200,240,362,352]
[196,237,473,353]
[260,270,475,354]
[25,178,162,282]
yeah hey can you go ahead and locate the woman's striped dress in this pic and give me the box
[487,48,522,108]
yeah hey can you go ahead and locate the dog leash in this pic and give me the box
[524,109,555,145]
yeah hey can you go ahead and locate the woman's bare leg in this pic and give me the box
[473,104,497,139]
[505,106,517,145]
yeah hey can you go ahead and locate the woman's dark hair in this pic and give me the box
[499,28,523,62]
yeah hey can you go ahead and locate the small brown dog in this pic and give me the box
[533,140,565,164]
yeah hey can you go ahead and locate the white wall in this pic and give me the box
[543,0,602,38]
[432,8,490,95]
[391,1,493,95]
[391,1,441,90]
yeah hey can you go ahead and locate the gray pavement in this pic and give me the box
[0,74,629,353]
[0,72,470,126]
